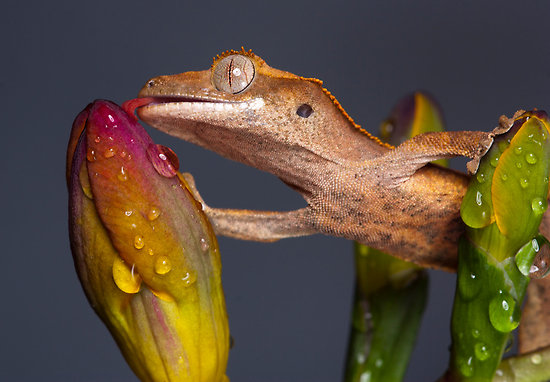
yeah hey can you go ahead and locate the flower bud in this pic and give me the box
[67,100,229,382]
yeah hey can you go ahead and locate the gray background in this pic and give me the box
[2,1,550,381]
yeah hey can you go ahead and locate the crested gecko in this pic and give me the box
[129,49,511,272]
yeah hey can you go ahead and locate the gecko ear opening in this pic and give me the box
[297,104,314,118]
[212,54,255,94]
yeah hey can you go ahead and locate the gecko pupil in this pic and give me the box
[297,104,313,118]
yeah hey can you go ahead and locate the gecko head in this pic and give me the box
[131,49,388,170]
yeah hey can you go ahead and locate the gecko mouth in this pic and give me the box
[122,96,224,120]
[122,97,265,121]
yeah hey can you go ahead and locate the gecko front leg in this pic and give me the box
[181,173,317,241]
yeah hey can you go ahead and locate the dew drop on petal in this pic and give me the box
[112,257,141,293]
[134,235,144,250]
[501,173,508,181]
[147,207,161,221]
[514,146,523,155]
[525,153,537,164]
[104,148,116,158]
[476,172,486,183]
[124,210,133,217]
[154,256,172,275]
[531,197,547,216]
[475,191,483,206]
[490,156,499,167]
[488,291,521,332]
[147,248,154,256]
[516,162,523,169]
[520,178,529,188]
[471,329,480,338]
[147,144,180,178]
[182,270,197,287]
[530,244,550,279]
[458,356,474,377]
[474,343,490,361]
[86,148,96,162]
[200,238,210,252]
[117,166,128,182]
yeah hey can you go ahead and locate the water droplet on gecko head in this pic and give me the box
[154,256,172,275]
[488,290,521,332]
[146,144,179,178]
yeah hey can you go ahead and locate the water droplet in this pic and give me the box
[112,257,141,293]
[520,178,529,188]
[475,343,490,361]
[181,271,197,286]
[200,238,210,252]
[154,256,172,275]
[124,210,133,217]
[531,353,542,365]
[86,148,96,162]
[501,173,508,181]
[147,207,161,221]
[516,239,540,276]
[375,358,383,368]
[489,291,521,332]
[490,156,499,167]
[94,136,101,143]
[495,369,504,377]
[147,144,180,178]
[458,262,481,301]
[104,148,116,158]
[148,248,154,256]
[531,197,547,216]
[516,162,523,169]
[134,235,144,250]
[514,146,523,155]
[359,371,372,382]
[475,191,483,206]
[476,172,486,183]
[530,244,550,279]
[458,356,474,377]
[117,166,128,182]
[471,329,480,338]
[526,153,537,164]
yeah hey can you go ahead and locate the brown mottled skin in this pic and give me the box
[134,49,509,272]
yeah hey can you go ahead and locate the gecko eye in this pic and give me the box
[296,104,314,118]
[212,55,255,94]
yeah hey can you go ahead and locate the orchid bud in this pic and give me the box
[67,100,229,382]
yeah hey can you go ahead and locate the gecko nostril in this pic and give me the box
[297,104,313,118]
